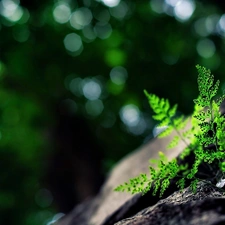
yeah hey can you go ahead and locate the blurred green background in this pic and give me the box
[1,0,225,224]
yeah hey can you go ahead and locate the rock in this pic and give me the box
[115,182,225,225]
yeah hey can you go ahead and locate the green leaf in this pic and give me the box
[216,94,225,106]
[158,151,168,163]
[190,179,199,193]
[160,178,170,197]
[210,80,220,99]
[193,111,209,121]
[180,146,191,159]
[168,104,178,117]
[176,178,185,190]
[158,125,173,138]
[167,135,180,149]
[152,114,166,121]
[149,166,157,180]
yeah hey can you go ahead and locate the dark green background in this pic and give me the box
[1,0,225,224]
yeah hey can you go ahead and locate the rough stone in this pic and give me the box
[115,182,225,225]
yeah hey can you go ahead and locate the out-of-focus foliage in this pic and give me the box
[1,0,225,224]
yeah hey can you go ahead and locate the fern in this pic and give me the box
[115,65,225,197]
[144,90,188,143]
[167,135,180,149]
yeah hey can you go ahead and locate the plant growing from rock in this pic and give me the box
[115,65,225,197]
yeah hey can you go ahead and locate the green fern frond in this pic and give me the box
[216,94,225,106]
[152,179,161,196]
[158,151,168,163]
[167,135,180,149]
[168,104,178,117]
[114,173,150,194]
[219,162,225,172]
[144,91,170,116]
[190,179,199,193]
[180,146,191,159]
[193,110,210,121]
[149,166,157,180]
[144,90,178,137]
[158,118,170,127]
[160,178,170,197]
[210,80,220,99]
[174,116,189,130]
[152,114,166,121]
[176,177,185,190]
[193,65,218,107]
[158,125,173,138]
[149,151,168,169]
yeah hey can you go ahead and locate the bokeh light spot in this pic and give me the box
[128,117,147,135]
[0,0,24,22]
[120,104,140,127]
[150,0,164,14]
[107,80,124,95]
[2,0,19,11]
[196,38,215,58]
[82,25,96,42]
[218,14,225,36]
[12,25,30,42]
[94,22,112,39]
[206,14,219,34]
[165,0,180,7]
[194,15,219,37]
[110,66,128,85]
[70,7,92,30]
[194,18,208,37]
[109,1,128,19]
[18,7,30,24]
[83,79,102,100]
[9,6,23,21]
[105,49,126,66]
[174,0,195,22]
[63,33,83,53]
[94,9,110,23]
[1,0,24,22]
[69,77,83,96]
[102,0,120,7]
[53,2,71,24]
[85,100,104,116]
[219,14,225,31]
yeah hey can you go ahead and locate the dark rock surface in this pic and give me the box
[115,182,225,225]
